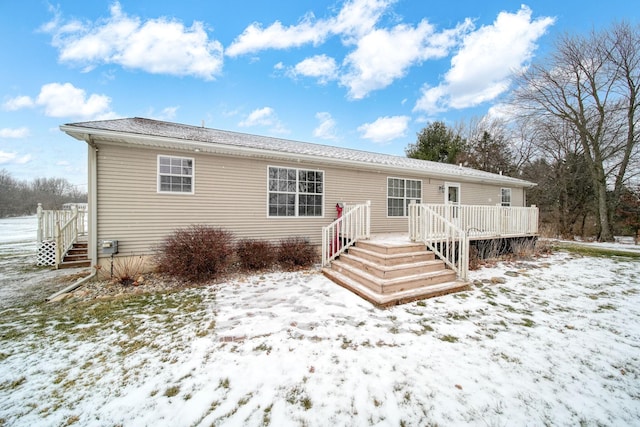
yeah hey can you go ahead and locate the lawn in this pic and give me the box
[1,249,639,426]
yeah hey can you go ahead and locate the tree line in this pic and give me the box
[0,169,87,218]
[405,20,640,242]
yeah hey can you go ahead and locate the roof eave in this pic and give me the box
[60,124,536,188]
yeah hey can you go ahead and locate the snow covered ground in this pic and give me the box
[1,217,639,426]
[0,215,87,308]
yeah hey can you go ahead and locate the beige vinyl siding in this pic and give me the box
[448,182,525,207]
[97,144,328,257]
[95,142,529,258]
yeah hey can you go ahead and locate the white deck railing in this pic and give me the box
[408,203,539,281]
[409,203,469,280]
[37,203,88,267]
[322,201,371,266]
[421,204,539,238]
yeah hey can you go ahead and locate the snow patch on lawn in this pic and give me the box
[1,250,639,426]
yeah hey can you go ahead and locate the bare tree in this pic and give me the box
[512,22,640,241]
[0,171,87,218]
[456,116,517,176]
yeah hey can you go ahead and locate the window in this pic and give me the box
[158,155,194,193]
[501,188,512,207]
[268,167,323,217]
[388,177,421,216]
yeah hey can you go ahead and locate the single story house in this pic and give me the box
[60,117,538,304]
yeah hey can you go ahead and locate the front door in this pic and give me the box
[445,182,460,221]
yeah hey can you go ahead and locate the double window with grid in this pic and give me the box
[388,177,421,216]
[268,167,323,217]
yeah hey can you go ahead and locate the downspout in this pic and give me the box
[87,136,98,267]
[46,270,96,301]
[46,135,99,301]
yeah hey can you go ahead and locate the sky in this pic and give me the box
[0,1,636,191]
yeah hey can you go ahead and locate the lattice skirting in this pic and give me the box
[37,240,56,266]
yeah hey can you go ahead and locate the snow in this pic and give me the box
[1,217,640,426]
[0,215,86,308]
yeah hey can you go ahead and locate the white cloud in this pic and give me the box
[414,5,554,114]
[43,2,224,80]
[36,83,115,119]
[147,106,180,121]
[313,112,338,140]
[239,107,288,134]
[4,83,115,119]
[330,0,391,44]
[357,115,409,143]
[3,96,34,111]
[341,20,470,99]
[227,0,474,99]
[291,55,338,84]
[226,0,391,56]
[226,14,327,57]
[0,151,32,165]
[0,127,30,138]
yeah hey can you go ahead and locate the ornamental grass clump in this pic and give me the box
[155,225,234,283]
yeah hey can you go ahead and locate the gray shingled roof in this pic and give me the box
[63,117,534,187]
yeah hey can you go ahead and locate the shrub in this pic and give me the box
[155,225,234,282]
[277,237,317,270]
[236,239,277,271]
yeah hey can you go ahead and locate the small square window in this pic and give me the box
[158,155,194,194]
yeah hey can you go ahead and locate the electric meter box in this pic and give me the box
[101,239,119,254]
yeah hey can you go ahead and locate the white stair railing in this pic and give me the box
[322,201,371,266]
[37,204,88,267]
[409,202,469,281]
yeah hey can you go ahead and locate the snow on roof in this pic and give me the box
[64,117,534,187]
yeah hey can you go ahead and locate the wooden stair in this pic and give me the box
[59,242,91,269]
[323,240,469,307]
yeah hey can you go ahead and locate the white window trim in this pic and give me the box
[387,177,422,218]
[501,188,512,207]
[267,165,325,218]
[157,155,195,195]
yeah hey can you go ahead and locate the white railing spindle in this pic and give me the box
[322,201,371,266]
[36,204,88,268]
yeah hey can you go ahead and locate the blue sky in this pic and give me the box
[0,0,636,190]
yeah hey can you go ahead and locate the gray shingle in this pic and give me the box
[64,117,534,187]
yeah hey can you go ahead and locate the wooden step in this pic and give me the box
[323,268,469,307]
[355,240,427,255]
[339,253,446,279]
[66,247,87,255]
[329,259,457,295]
[58,260,91,269]
[323,238,469,306]
[60,242,89,268]
[347,246,435,266]
[63,254,88,262]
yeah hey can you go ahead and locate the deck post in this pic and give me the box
[365,200,371,239]
[36,203,43,244]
